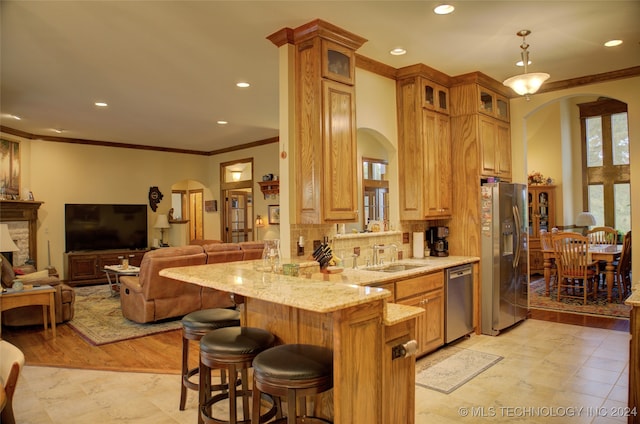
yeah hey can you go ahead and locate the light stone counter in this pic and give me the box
[625,289,640,306]
[302,255,480,286]
[160,260,391,314]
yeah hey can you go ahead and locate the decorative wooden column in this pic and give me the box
[0,200,43,267]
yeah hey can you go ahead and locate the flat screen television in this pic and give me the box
[65,204,148,252]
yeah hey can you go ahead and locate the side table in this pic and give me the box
[103,265,141,296]
[0,284,56,339]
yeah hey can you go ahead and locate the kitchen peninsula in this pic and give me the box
[161,256,479,423]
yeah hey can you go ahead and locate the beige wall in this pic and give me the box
[511,76,640,291]
[2,131,278,274]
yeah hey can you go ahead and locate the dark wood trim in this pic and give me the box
[537,66,640,94]
[0,125,278,156]
[396,63,452,87]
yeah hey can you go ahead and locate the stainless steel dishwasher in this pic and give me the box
[445,264,474,343]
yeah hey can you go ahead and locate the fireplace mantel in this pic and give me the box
[0,200,43,267]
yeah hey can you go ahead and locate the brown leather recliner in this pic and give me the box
[238,241,265,260]
[0,254,75,325]
[119,245,234,323]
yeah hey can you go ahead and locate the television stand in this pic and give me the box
[64,249,149,286]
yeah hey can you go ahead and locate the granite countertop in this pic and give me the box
[160,260,392,314]
[161,255,479,324]
[624,289,640,306]
[302,256,479,286]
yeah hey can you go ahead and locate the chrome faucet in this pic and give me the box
[372,243,398,267]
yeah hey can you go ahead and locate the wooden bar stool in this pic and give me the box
[180,308,241,411]
[200,326,277,424]
[251,344,334,424]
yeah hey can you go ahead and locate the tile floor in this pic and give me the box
[11,319,631,424]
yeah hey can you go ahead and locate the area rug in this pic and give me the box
[529,278,631,319]
[415,347,503,394]
[67,285,181,346]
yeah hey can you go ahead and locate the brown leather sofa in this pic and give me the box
[120,242,264,323]
[1,254,75,325]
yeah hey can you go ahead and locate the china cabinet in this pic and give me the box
[528,185,556,274]
[396,64,453,220]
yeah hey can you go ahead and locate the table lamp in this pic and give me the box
[154,214,171,246]
[575,212,596,235]
[0,223,20,266]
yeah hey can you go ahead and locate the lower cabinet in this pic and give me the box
[65,249,148,286]
[395,271,445,356]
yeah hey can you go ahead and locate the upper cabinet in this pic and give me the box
[422,80,449,114]
[478,87,509,122]
[396,65,453,220]
[270,20,366,224]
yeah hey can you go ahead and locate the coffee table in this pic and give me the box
[0,284,56,339]
[103,265,141,296]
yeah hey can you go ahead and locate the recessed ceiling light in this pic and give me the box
[434,4,455,15]
[604,39,623,47]
[217,120,228,125]
[52,129,64,134]
[236,82,250,88]
[94,101,108,107]
[390,48,407,56]
[11,114,21,120]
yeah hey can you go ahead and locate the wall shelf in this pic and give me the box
[257,180,279,198]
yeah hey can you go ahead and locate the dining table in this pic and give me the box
[541,243,623,303]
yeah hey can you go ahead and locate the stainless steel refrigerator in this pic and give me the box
[480,182,528,336]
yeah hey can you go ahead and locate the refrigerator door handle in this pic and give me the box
[512,205,521,269]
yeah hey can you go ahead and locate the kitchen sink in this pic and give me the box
[363,264,426,273]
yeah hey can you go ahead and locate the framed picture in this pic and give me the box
[268,205,280,225]
[0,139,20,197]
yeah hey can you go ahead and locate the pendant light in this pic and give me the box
[503,30,550,98]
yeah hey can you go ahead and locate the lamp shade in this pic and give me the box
[0,224,19,252]
[575,212,596,227]
[503,72,550,96]
[154,214,171,229]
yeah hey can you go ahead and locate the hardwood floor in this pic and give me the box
[1,309,629,374]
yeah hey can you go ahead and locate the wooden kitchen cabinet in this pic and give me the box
[276,20,365,224]
[448,72,513,258]
[65,249,148,286]
[528,185,556,274]
[395,271,445,356]
[479,115,511,179]
[397,66,453,220]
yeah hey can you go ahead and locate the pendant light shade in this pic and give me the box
[503,30,550,97]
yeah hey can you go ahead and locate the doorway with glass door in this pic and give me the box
[221,159,254,243]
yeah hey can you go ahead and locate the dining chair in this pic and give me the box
[586,226,618,288]
[615,230,632,300]
[0,340,25,424]
[539,230,557,289]
[552,232,597,304]
[586,226,618,245]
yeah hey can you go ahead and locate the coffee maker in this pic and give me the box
[427,226,449,257]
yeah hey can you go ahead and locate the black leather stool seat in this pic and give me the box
[200,327,277,424]
[180,308,241,411]
[201,327,276,358]
[252,344,334,424]
[183,308,241,334]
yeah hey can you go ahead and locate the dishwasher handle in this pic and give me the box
[447,266,472,280]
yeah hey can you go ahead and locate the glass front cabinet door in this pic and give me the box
[528,185,556,274]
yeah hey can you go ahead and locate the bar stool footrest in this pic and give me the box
[201,392,277,424]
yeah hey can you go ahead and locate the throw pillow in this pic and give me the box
[16,269,49,282]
